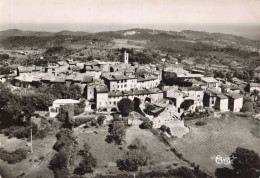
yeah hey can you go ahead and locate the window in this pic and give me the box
[125,84,127,87]
[110,101,111,105]
[99,102,101,105]
[212,99,214,104]
[114,101,116,105]
[90,91,92,94]
[197,95,200,97]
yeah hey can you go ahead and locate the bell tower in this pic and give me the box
[123,50,129,64]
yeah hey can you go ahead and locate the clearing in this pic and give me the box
[171,112,260,176]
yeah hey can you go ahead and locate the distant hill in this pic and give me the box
[0,29,90,40]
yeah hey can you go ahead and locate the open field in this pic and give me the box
[0,134,56,178]
[126,125,189,167]
[74,126,125,175]
[111,39,145,49]
[171,112,260,176]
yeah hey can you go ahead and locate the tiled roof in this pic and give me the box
[225,93,243,99]
[137,75,157,82]
[217,94,228,99]
[95,86,109,93]
[204,89,221,96]
[18,66,43,73]
[103,74,136,81]
[51,77,65,83]
[201,77,218,83]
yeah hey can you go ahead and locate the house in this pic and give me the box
[179,86,204,107]
[221,84,240,94]
[163,67,203,80]
[163,86,185,109]
[84,83,107,101]
[225,93,243,112]
[200,77,220,91]
[17,66,43,74]
[14,73,42,88]
[137,74,160,89]
[95,87,163,111]
[102,74,138,91]
[245,83,260,93]
[65,73,93,91]
[46,63,60,76]
[203,89,229,112]
[49,99,80,118]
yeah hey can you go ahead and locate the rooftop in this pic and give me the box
[201,77,218,83]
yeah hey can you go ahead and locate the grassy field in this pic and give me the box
[171,112,260,176]
[126,125,189,169]
[74,126,125,176]
[111,39,144,49]
[0,134,56,178]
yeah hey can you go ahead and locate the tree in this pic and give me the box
[106,117,126,145]
[97,115,106,126]
[117,138,152,172]
[180,100,194,110]
[241,102,254,112]
[117,98,134,117]
[56,104,74,129]
[231,147,260,178]
[74,143,97,175]
[0,84,35,128]
[139,120,153,129]
[214,71,225,78]
[215,147,260,178]
[159,125,167,132]
[74,100,86,116]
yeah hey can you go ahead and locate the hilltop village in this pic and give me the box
[1,50,258,122]
[0,46,260,178]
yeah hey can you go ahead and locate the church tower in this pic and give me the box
[123,50,129,64]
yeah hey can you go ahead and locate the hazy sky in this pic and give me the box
[0,0,260,33]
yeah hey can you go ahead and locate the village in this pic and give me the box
[0,29,260,178]
[1,49,259,134]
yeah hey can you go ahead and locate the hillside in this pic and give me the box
[0,28,259,67]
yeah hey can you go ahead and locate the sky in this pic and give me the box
[0,0,259,38]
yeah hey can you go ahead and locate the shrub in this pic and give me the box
[91,119,98,127]
[139,120,153,129]
[74,143,97,175]
[195,121,207,126]
[159,125,167,132]
[97,115,106,126]
[0,148,28,164]
[73,117,94,127]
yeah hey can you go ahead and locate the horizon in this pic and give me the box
[1,23,260,40]
[1,0,260,40]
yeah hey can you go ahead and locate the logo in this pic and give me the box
[212,155,236,166]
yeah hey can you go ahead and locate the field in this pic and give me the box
[0,134,56,178]
[126,125,189,169]
[74,126,125,176]
[111,39,145,49]
[171,112,260,176]
[73,123,190,177]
